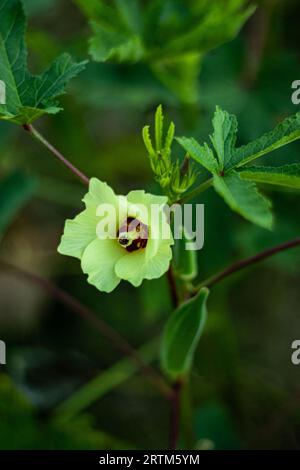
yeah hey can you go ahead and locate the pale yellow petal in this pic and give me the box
[58,208,98,259]
[81,238,125,293]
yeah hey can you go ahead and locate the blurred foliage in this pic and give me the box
[0,374,130,449]
[0,171,37,236]
[194,401,241,450]
[0,0,300,451]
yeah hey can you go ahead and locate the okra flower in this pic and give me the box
[58,178,173,292]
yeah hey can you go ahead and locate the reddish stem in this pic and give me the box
[0,260,172,399]
[197,236,300,290]
[23,124,90,186]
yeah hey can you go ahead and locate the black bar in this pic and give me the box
[0,450,298,467]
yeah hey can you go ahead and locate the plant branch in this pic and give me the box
[177,178,213,205]
[193,236,300,292]
[0,260,172,399]
[23,124,90,186]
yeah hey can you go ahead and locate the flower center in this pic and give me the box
[117,217,148,252]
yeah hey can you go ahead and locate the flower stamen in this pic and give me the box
[118,217,148,252]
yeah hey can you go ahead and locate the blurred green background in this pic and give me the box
[0,0,300,450]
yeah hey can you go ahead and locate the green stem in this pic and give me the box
[23,124,90,186]
[177,178,213,205]
[180,378,194,448]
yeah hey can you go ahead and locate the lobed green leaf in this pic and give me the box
[213,171,273,229]
[238,164,300,189]
[89,22,144,63]
[77,0,254,103]
[210,106,238,169]
[155,104,164,152]
[226,112,300,170]
[176,137,219,174]
[0,0,86,124]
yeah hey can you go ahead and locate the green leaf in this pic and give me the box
[164,121,175,156]
[143,106,175,159]
[81,0,254,61]
[142,125,155,157]
[89,22,144,63]
[0,171,37,235]
[79,0,144,63]
[210,106,238,169]
[226,112,300,170]
[153,1,255,59]
[0,0,86,124]
[176,137,219,174]
[78,0,254,103]
[173,226,198,281]
[155,104,164,151]
[161,288,209,377]
[150,52,202,105]
[238,164,300,189]
[213,171,273,229]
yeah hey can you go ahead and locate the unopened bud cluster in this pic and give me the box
[142,105,197,202]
